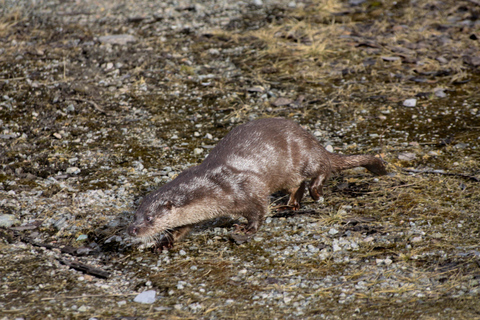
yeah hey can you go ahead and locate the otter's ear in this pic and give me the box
[165,200,173,210]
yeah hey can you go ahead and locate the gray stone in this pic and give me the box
[99,34,137,45]
[133,290,156,304]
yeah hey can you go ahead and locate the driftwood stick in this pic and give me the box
[57,258,111,279]
[22,238,110,279]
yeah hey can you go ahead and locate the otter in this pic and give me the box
[127,117,387,250]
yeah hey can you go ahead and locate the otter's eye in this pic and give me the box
[145,216,153,223]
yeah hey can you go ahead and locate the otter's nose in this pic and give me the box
[127,224,137,236]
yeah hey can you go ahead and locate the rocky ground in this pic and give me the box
[1,0,479,319]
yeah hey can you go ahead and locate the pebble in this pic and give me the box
[66,167,81,174]
[133,290,156,304]
[364,236,374,242]
[0,214,20,227]
[66,104,75,113]
[403,98,417,107]
[411,236,422,243]
[434,89,447,98]
[78,305,88,312]
[98,34,138,45]
[398,152,416,161]
[329,228,339,235]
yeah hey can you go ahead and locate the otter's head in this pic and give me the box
[127,193,176,240]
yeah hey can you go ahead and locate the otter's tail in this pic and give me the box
[327,152,387,176]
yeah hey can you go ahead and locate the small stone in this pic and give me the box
[454,143,469,149]
[0,214,20,228]
[431,232,443,239]
[403,98,417,107]
[382,56,401,61]
[436,56,448,64]
[133,290,156,304]
[193,148,203,155]
[349,0,365,5]
[411,236,422,243]
[329,228,339,235]
[325,145,334,152]
[66,167,81,174]
[66,104,75,113]
[398,152,416,161]
[434,89,447,98]
[208,48,220,55]
[76,234,88,241]
[271,97,293,107]
[364,236,374,242]
[99,34,137,45]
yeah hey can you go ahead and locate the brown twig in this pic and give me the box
[57,258,111,279]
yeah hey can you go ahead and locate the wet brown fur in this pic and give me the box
[128,118,387,249]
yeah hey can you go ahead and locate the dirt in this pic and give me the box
[0,0,479,319]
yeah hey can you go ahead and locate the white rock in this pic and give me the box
[398,152,416,161]
[0,214,19,228]
[133,290,156,304]
[99,34,137,45]
[329,228,339,235]
[403,98,417,107]
[434,89,447,98]
[66,166,81,174]
[411,236,422,243]
[364,236,374,242]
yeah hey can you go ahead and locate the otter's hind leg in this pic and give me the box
[308,173,329,201]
